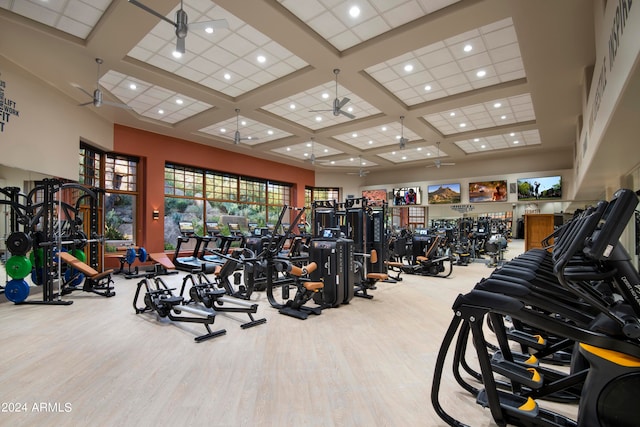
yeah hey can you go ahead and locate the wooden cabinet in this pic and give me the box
[524,214,555,252]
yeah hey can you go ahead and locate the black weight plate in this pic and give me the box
[6,232,32,255]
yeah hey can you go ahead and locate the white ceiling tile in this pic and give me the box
[483,25,518,49]
[430,62,462,79]
[352,16,391,40]
[382,1,424,27]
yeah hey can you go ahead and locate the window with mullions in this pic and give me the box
[239,178,266,204]
[165,164,204,197]
[104,154,138,243]
[79,144,101,187]
[164,164,292,249]
[206,173,237,201]
[306,187,340,205]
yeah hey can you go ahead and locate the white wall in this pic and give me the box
[0,55,113,180]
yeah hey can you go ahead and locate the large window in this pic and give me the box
[305,186,340,207]
[78,145,139,254]
[164,164,292,249]
[104,154,138,243]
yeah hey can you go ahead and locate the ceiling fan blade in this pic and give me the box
[441,162,456,166]
[339,110,355,119]
[127,0,176,27]
[175,36,186,54]
[337,97,350,110]
[309,109,333,113]
[76,87,94,98]
[189,19,229,32]
[78,101,94,107]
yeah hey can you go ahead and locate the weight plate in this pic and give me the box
[125,248,136,265]
[72,249,86,263]
[74,230,88,249]
[6,232,32,255]
[30,268,44,286]
[64,269,84,287]
[138,247,148,263]
[29,248,44,268]
[5,255,33,279]
[5,279,30,303]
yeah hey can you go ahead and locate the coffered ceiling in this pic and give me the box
[0,0,595,179]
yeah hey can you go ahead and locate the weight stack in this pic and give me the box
[309,237,355,307]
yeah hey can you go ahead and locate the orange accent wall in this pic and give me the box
[113,124,315,253]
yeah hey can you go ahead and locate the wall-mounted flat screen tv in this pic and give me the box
[427,183,461,204]
[517,176,562,200]
[469,180,507,202]
[362,189,388,203]
[391,187,421,205]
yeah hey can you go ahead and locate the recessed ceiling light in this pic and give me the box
[324,149,329,153]
[476,70,486,77]
[417,147,422,151]
[350,158,354,162]
[286,147,291,151]
[304,153,309,157]
[322,92,329,99]
[224,73,231,80]
[481,144,486,148]
[391,151,396,155]
[267,130,274,135]
[220,128,226,133]
[172,51,182,59]
[368,140,373,145]
[315,116,322,122]
[349,6,360,18]
[513,140,519,144]
[347,106,353,112]
[501,115,507,120]
[205,27,214,34]
[510,132,515,137]
[427,152,431,156]
[381,126,387,131]
[352,133,358,137]
[361,161,366,165]
[257,55,266,63]
[493,102,502,108]
[463,44,473,52]
[459,123,466,128]
[395,135,401,140]
[402,156,407,160]
[474,138,480,142]
[240,120,247,126]
[404,64,413,72]
[176,99,183,105]
[129,83,136,90]
[289,103,296,109]
[330,161,335,164]
[424,85,432,91]
[158,109,164,114]
[306,142,312,147]
[449,112,455,117]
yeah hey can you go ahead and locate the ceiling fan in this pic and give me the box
[347,156,370,177]
[223,109,259,145]
[427,142,456,168]
[76,58,132,110]
[128,0,229,55]
[309,69,355,119]
[305,137,317,165]
[399,116,408,149]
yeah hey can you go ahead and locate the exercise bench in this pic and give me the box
[58,251,115,297]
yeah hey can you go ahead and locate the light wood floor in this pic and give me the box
[0,240,578,426]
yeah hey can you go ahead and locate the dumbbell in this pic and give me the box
[124,247,148,265]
